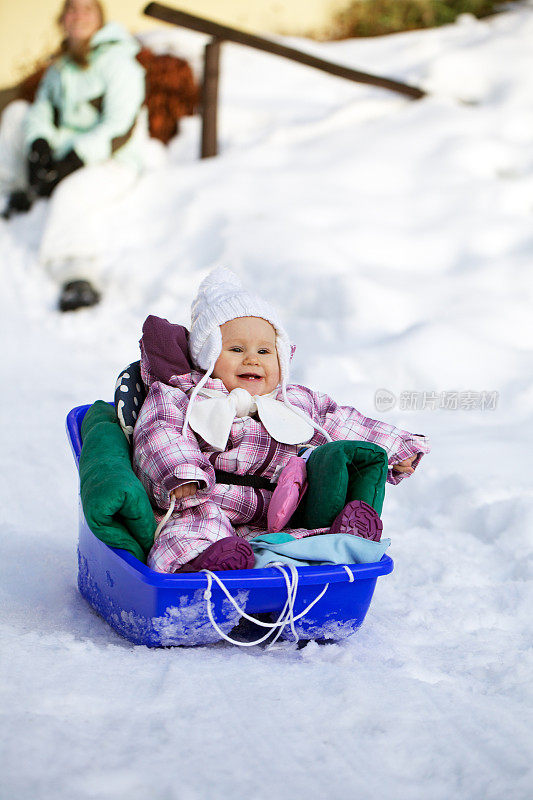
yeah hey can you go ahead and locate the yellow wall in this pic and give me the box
[0,0,350,89]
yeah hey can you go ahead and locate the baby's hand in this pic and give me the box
[392,456,417,476]
[171,482,198,500]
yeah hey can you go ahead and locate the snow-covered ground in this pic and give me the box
[1,4,532,799]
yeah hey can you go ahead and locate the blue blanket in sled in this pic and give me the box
[250,532,391,569]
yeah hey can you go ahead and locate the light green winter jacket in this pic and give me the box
[24,22,147,168]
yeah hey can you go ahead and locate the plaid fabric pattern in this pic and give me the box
[284,385,431,486]
[134,367,430,572]
[147,486,330,573]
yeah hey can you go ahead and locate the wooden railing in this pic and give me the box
[144,3,426,158]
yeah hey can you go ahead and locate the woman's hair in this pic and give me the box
[55,0,106,67]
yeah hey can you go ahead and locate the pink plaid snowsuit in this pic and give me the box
[133,361,430,573]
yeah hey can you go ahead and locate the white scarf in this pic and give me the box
[187,387,315,451]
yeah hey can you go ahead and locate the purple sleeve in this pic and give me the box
[132,382,214,509]
[309,388,430,484]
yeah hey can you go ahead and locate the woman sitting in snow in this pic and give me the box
[0,0,149,311]
[132,268,431,573]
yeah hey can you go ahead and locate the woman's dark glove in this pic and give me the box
[3,138,55,217]
[29,144,84,198]
[27,138,54,191]
[2,189,35,219]
[45,149,84,194]
[4,142,85,218]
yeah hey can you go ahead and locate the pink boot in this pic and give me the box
[267,457,308,533]
[329,500,383,541]
[178,537,255,572]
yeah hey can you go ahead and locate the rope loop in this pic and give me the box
[342,565,355,582]
[154,494,177,540]
[202,563,330,647]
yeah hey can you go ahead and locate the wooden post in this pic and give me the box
[201,38,221,159]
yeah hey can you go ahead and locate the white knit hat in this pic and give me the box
[189,267,291,384]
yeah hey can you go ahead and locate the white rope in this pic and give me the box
[201,562,330,647]
[266,564,299,647]
[342,565,355,582]
[154,495,176,541]
[203,570,293,647]
[182,362,216,441]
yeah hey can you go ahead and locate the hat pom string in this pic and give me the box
[183,360,216,439]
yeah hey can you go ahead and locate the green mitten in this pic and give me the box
[293,440,389,530]
[79,401,156,561]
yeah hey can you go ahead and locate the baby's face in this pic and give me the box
[212,317,280,395]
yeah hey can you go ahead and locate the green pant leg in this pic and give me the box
[293,440,389,530]
[344,441,389,516]
[292,441,350,530]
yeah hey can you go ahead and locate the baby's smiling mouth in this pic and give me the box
[238,373,263,381]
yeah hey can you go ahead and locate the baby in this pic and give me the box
[133,268,430,573]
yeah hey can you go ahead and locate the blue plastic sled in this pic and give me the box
[67,405,393,647]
